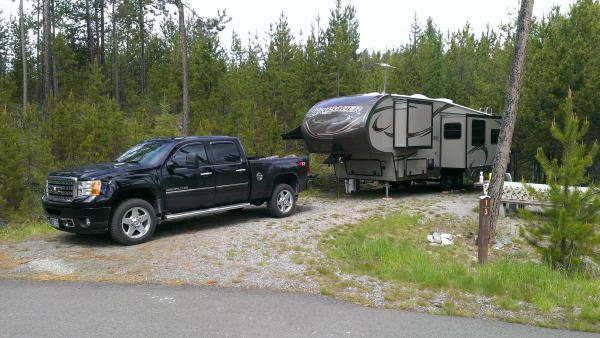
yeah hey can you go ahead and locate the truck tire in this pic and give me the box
[109,198,157,245]
[267,184,296,218]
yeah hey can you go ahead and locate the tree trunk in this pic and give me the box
[112,0,119,102]
[85,0,93,63]
[100,0,105,67]
[176,0,189,136]
[488,0,534,237]
[35,0,40,104]
[94,0,101,64]
[42,0,51,110]
[138,0,145,96]
[51,0,58,97]
[20,0,28,119]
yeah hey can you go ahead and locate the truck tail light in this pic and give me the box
[297,159,310,175]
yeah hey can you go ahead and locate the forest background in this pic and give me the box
[0,0,598,221]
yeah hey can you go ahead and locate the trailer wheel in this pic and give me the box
[451,172,464,189]
[268,184,296,218]
[440,173,452,191]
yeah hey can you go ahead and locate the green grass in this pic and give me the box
[322,212,600,331]
[0,221,58,241]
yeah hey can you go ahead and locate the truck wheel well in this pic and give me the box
[113,188,158,213]
[273,174,298,193]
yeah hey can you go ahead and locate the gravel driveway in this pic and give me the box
[1,186,485,292]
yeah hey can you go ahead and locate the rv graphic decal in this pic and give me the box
[371,115,393,137]
[408,127,432,138]
[433,103,454,117]
[467,145,489,168]
[306,105,363,118]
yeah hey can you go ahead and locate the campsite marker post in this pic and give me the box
[478,195,491,265]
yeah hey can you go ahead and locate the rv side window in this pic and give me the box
[491,129,500,144]
[443,123,462,139]
[471,120,485,146]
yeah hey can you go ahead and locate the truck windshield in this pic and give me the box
[115,140,173,166]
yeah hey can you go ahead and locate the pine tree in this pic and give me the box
[521,93,600,271]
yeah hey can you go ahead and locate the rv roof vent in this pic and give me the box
[410,93,428,99]
[435,98,454,103]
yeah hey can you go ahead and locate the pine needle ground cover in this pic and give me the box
[320,212,600,332]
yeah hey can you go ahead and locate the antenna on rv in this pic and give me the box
[378,63,397,94]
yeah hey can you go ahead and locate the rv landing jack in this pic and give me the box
[383,182,392,200]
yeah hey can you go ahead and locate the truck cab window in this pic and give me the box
[443,123,461,139]
[471,120,485,146]
[171,143,208,165]
[211,142,242,164]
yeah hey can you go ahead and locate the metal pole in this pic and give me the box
[478,195,491,265]
[383,68,387,94]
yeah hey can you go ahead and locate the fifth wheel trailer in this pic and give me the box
[283,93,502,190]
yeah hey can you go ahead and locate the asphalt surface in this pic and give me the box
[0,280,596,338]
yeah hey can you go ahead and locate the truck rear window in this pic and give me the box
[211,142,242,164]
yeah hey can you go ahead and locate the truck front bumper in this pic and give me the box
[43,202,111,234]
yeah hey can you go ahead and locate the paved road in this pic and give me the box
[0,280,595,338]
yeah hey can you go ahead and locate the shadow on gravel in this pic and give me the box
[153,203,317,239]
[50,202,317,246]
[51,233,115,247]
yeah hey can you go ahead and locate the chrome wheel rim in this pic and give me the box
[276,189,293,213]
[121,207,151,239]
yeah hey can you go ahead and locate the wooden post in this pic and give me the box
[478,195,491,265]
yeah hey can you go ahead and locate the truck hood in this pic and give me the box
[49,162,153,180]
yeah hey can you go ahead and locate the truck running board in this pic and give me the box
[164,203,251,221]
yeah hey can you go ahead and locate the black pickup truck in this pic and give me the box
[42,136,311,245]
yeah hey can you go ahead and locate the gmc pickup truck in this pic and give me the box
[42,136,311,245]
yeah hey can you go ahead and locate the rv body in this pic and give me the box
[288,93,502,189]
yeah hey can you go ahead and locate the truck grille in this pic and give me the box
[46,177,77,202]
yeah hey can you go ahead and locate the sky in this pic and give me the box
[0,0,575,51]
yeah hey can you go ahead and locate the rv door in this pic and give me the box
[440,115,466,168]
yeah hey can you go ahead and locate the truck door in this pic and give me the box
[162,142,215,212]
[209,141,250,205]
[440,115,466,168]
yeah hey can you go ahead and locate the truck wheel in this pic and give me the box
[109,199,157,245]
[268,184,296,218]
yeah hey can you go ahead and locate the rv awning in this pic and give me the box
[281,126,303,140]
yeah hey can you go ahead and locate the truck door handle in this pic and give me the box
[200,172,213,176]
[236,168,247,173]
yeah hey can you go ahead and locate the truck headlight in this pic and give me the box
[77,180,102,197]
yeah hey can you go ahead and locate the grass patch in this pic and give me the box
[0,221,58,242]
[322,212,600,331]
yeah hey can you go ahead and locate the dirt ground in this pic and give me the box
[0,185,519,300]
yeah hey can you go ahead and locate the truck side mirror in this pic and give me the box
[185,153,199,168]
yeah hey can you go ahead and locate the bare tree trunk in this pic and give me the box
[112,0,119,102]
[488,0,534,237]
[20,0,28,118]
[51,0,58,97]
[85,0,93,63]
[35,0,41,104]
[176,0,189,136]
[94,0,100,64]
[42,0,51,110]
[138,0,145,95]
[100,0,105,67]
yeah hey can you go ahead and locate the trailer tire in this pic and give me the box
[440,173,452,191]
[451,172,464,189]
[268,184,296,218]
